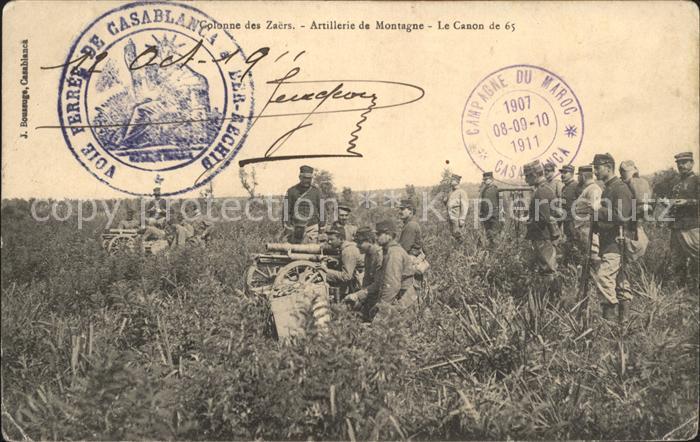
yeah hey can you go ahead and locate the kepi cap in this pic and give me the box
[325,228,341,236]
[482,171,494,179]
[451,174,462,182]
[559,165,574,173]
[355,226,375,242]
[523,160,544,176]
[375,219,396,235]
[399,198,415,209]
[578,165,593,174]
[619,160,638,173]
[299,165,314,176]
[338,204,352,213]
[674,152,694,162]
[543,162,556,171]
[593,153,615,166]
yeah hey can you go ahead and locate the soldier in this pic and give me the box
[619,160,652,220]
[321,228,362,297]
[332,204,358,241]
[344,220,417,319]
[560,165,579,241]
[117,205,140,229]
[398,198,423,256]
[174,203,213,246]
[592,153,634,322]
[544,162,565,198]
[479,172,500,246]
[283,165,325,244]
[572,165,602,264]
[355,227,383,289]
[668,152,699,284]
[523,160,560,274]
[142,186,168,241]
[446,174,469,240]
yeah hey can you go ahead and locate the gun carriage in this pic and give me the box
[100,228,170,255]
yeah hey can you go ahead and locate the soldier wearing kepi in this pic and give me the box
[344,220,417,320]
[479,172,500,246]
[332,204,358,241]
[284,165,325,244]
[573,165,602,264]
[619,160,652,220]
[446,174,469,241]
[560,165,579,241]
[544,162,565,198]
[668,152,700,285]
[398,198,423,257]
[523,160,560,274]
[321,228,362,298]
[592,153,634,322]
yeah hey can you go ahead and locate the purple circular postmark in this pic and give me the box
[461,65,584,184]
[58,1,255,196]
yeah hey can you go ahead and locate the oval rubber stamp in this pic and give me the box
[461,65,583,185]
[58,1,254,196]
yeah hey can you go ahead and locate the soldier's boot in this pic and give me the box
[618,299,631,322]
[601,303,617,321]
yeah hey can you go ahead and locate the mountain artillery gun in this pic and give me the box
[244,242,342,340]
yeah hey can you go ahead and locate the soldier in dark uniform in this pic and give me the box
[668,152,699,285]
[560,165,579,239]
[592,153,634,322]
[355,227,383,289]
[479,172,500,246]
[523,161,560,274]
[283,165,325,244]
[398,198,423,257]
[344,220,417,321]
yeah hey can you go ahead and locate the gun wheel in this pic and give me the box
[273,261,326,294]
[245,264,278,296]
[108,236,136,254]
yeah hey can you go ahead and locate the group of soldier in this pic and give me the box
[117,186,213,247]
[284,150,698,324]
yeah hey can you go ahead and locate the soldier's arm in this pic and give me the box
[326,247,358,283]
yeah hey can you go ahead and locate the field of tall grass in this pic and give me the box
[1,198,698,440]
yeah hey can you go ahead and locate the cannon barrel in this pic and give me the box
[266,242,328,254]
[497,187,533,193]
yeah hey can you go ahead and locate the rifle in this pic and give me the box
[577,214,595,328]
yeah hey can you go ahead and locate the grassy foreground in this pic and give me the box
[1,200,698,440]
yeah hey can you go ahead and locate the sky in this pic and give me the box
[2,1,698,199]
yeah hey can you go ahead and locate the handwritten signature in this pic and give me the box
[40,41,424,177]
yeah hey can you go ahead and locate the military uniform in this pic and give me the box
[479,172,500,245]
[524,161,559,274]
[446,174,469,240]
[573,165,602,259]
[325,240,363,296]
[544,163,565,198]
[398,199,423,256]
[669,152,700,282]
[620,160,653,220]
[559,165,579,241]
[362,243,383,288]
[591,153,634,321]
[284,165,325,244]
